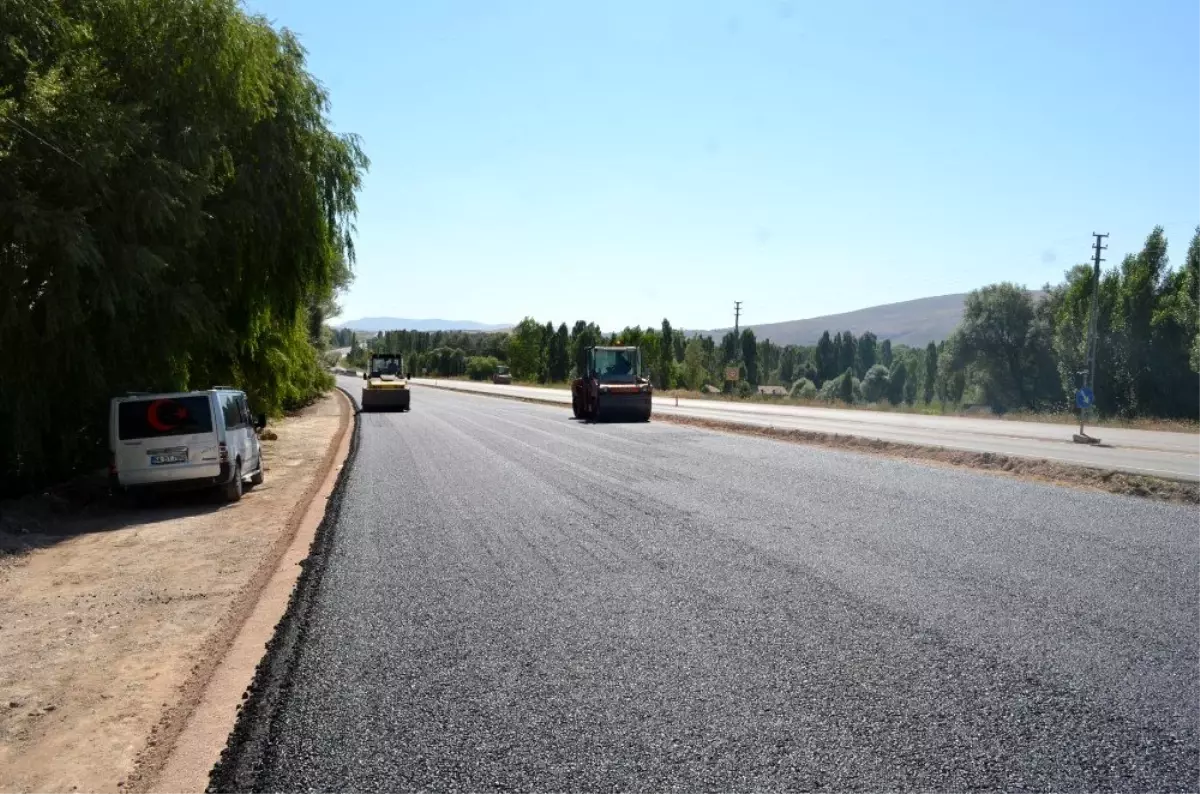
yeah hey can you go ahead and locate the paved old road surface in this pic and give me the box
[408,378,1200,482]
[240,380,1197,791]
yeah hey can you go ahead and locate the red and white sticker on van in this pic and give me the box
[118,397,214,440]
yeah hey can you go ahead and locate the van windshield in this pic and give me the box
[118,396,214,440]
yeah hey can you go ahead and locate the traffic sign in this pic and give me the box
[1075,387,1095,410]
[724,367,740,382]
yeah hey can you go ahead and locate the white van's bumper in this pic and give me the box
[118,462,227,489]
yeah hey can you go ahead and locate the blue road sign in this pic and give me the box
[1075,387,1095,410]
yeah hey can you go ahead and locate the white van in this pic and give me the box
[109,389,266,503]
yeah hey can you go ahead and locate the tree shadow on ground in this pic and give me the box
[0,470,229,557]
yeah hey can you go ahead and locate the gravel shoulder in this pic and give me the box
[0,392,349,794]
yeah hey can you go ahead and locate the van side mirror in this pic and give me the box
[254,414,267,431]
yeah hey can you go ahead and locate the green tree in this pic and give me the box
[466,356,500,380]
[1136,226,1199,416]
[888,360,908,405]
[815,331,836,386]
[537,321,555,382]
[547,323,570,381]
[571,321,601,377]
[838,331,857,374]
[923,342,938,403]
[779,346,797,385]
[801,360,819,387]
[507,318,544,380]
[945,283,1062,411]
[719,331,740,367]
[861,364,890,403]
[757,339,778,384]
[1052,263,1123,415]
[683,337,709,390]
[0,0,367,495]
[1116,227,1169,413]
[857,332,878,377]
[880,339,893,368]
[790,378,817,400]
[672,328,686,362]
[741,329,759,385]
[658,319,675,389]
[838,367,855,403]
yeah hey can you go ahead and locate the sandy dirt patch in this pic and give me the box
[0,392,349,794]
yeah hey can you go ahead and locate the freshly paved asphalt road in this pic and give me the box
[244,380,1197,791]
[408,378,1200,482]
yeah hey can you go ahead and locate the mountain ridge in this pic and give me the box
[337,317,512,332]
[700,293,979,347]
[338,291,1042,345]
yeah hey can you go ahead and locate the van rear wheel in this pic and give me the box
[223,462,243,503]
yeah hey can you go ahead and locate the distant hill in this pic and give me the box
[704,294,979,347]
[337,317,511,333]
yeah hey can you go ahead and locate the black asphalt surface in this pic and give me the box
[222,381,1199,792]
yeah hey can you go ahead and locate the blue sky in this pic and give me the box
[247,0,1198,332]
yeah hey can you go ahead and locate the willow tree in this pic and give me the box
[0,0,367,495]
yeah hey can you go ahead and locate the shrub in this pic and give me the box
[790,378,817,400]
[466,356,501,381]
[861,364,891,403]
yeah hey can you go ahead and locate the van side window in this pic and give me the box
[238,395,252,427]
[222,394,243,430]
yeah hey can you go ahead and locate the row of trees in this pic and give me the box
[1,0,367,496]
[345,226,1198,420]
[903,226,1197,419]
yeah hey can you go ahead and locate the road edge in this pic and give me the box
[204,388,362,792]
[415,382,1199,505]
[133,388,354,793]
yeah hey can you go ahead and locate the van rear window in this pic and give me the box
[118,397,214,440]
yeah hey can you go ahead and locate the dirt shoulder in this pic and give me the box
[0,391,350,794]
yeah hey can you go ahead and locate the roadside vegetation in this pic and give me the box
[0,0,367,497]
[341,226,1199,428]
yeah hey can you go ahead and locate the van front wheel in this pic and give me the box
[223,462,243,503]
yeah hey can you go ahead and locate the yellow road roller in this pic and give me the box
[361,353,411,412]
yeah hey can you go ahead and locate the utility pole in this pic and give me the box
[733,301,742,338]
[1074,233,1107,444]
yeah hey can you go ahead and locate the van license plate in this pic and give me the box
[150,453,187,465]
